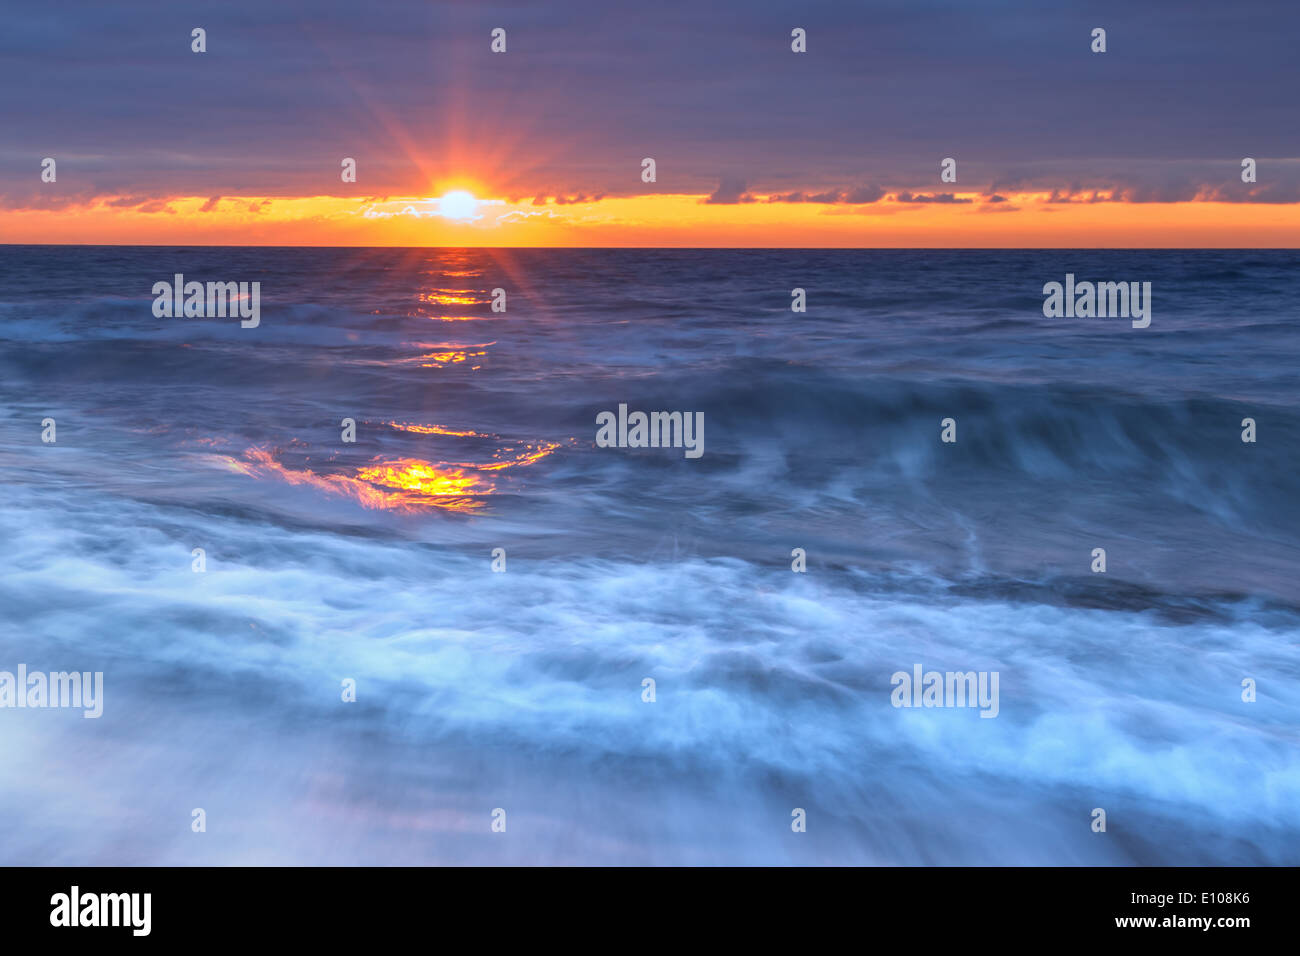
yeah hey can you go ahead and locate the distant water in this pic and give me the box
[0,246,1297,865]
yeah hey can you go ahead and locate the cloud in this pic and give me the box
[703,178,754,204]
[894,192,972,204]
[530,193,604,205]
[766,185,884,204]
[553,193,604,205]
[843,186,886,204]
[498,209,560,224]
[0,0,1296,208]
[1113,183,1202,204]
[1203,182,1300,203]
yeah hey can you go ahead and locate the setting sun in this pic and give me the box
[437,190,479,220]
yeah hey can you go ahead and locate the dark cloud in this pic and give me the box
[1205,181,1300,203]
[895,192,971,204]
[843,185,886,204]
[1115,183,1203,204]
[0,0,1295,205]
[767,185,884,204]
[703,178,754,204]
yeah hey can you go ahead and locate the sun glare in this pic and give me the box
[438,190,479,220]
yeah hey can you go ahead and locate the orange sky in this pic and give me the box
[3,191,1297,247]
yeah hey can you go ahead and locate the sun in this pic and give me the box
[438,190,479,220]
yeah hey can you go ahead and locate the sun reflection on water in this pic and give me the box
[206,430,566,513]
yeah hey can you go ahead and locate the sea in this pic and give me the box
[0,246,1296,864]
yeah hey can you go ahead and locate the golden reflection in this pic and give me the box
[355,459,487,498]
[417,348,487,367]
[353,341,494,369]
[208,449,488,512]
[206,435,567,513]
[418,289,488,306]
[386,421,492,438]
[470,442,562,471]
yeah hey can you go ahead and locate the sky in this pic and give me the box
[1,0,1297,246]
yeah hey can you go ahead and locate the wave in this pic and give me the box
[0,483,1296,864]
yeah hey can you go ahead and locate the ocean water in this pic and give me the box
[0,246,1297,865]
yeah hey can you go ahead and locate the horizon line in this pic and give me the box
[5,243,1299,251]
